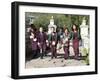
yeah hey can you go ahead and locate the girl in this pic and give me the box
[70,24,81,59]
[30,32,38,59]
[63,28,69,59]
[51,27,57,59]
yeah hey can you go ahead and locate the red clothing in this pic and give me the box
[73,32,79,57]
[32,39,38,50]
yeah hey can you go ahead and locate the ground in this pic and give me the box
[25,48,87,68]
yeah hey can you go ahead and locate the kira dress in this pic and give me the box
[51,32,57,59]
[63,33,69,59]
[70,31,81,59]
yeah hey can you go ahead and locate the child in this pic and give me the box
[51,27,57,59]
[63,28,69,59]
[30,32,38,59]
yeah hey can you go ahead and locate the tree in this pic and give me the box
[25,12,89,31]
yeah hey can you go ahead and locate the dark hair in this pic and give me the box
[57,27,63,32]
[60,27,63,31]
[29,31,37,38]
[71,24,78,31]
[64,27,69,32]
[30,24,35,28]
[51,27,55,32]
[51,27,55,29]
[30,24,37,31]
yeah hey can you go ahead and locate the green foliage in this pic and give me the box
[80,47,89,65]
[33,15,50,31]
[83,48,87,55]
[25,12,89,31]
[85,55,89,65]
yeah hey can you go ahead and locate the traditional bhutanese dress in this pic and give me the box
[69,31,81,58]
[63,33,69,59]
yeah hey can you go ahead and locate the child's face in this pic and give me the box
[65,29,68,33]
[31,33,34,37]
[60,29,62,32]
[39,27,43,32]
[51,27,55,32]
[31,32,33,35]
[73,25,76,30]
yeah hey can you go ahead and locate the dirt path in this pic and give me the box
[25,55,87,68]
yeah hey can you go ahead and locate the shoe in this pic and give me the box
[41,57,43,59]
[64,58,67,60]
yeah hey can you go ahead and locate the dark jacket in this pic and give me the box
[69,31,81,40]
[51,32,57,46]
[37,32,47,43]
[31,38,38,50]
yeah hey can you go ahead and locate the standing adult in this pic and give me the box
[30,31,38,59]
[26,24,37,59]
[57,28,64,43]
[63,28,70,59]
[51,27,58,59]
[37,27,47,59]
[69,24,81,59]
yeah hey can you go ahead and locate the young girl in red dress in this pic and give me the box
[70,24,81,60]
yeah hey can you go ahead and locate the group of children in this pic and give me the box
[28,24,81,60]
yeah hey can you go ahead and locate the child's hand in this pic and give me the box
[33,38,37,41]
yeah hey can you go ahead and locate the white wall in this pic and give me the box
[0,0,99,81]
